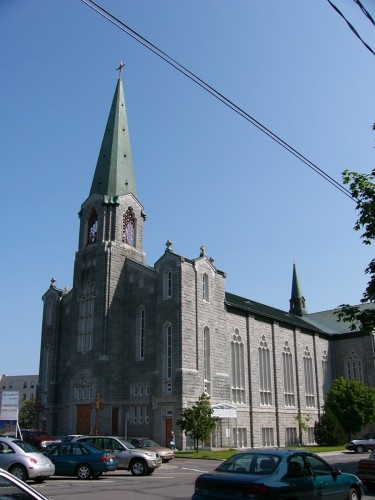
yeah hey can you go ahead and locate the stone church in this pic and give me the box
[37,74,375,449]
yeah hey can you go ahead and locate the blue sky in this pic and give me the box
[1,0,374,376]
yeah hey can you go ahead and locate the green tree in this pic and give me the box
[295,411,311,445]
[18,400,36,428]
[176,393,218,451]
[324,377,375,438]
[336,135,375,332]
[314,408,346,446]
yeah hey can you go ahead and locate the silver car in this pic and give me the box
[0,437,55,482]
[128,437,174,462]
[77,436,162,476]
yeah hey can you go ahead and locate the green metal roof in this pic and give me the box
[225,292,375,336]
[303,303,375,334]
[90,78,136,197]
[225,292,323,333]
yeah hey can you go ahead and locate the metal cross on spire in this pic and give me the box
[116,61,125,79]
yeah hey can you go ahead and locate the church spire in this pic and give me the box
[289,262,308,316]
[90,67,136,198]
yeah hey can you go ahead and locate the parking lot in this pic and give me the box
[31,453,375,500]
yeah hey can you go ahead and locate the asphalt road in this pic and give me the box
[31,452,375,500]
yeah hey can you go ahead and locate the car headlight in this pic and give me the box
[144,451,157,458]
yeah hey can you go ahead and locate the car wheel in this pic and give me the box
[347,487,359,500]
[76,464,92,479]
[9,464,28,482]
[8,464,28,481]
[355,445,365,453]
[34,477,46,483]
[130,459,147,476]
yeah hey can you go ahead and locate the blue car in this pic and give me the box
[192,449,364,499]
[43,441,118,479]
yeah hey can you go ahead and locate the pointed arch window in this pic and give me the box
[345,350,363,382]
[203,327,211,395]
[231,329,245,403]
[136,306,145,360]
[322,350,332,395]
[258,335,272,405]
[87,208,98,244]
[203,273,209,302]
[123,208,135,246]
[282,341,295,407]
[163,269,172,298]
[303,346,315,407]
[78,284,94,354]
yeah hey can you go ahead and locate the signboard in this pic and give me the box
[212,403,237,419]
[0,391,19,421]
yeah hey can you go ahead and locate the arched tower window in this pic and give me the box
[282,341,295,407]
[258,335,272,405]
[87,208,98,245]
[123,208,135,246]
[345,350,363,382]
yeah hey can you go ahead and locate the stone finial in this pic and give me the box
[166,240,173,252]
[200,245,206,257]
[51,278,56,288]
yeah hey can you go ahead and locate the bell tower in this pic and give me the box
[72,68,146,362]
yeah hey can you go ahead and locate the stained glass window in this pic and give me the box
[123,209,135,246]
[87,208,98,244]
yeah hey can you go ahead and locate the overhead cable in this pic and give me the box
[81,0,356,201]
[327,0,375,56]
[353,0,375,26]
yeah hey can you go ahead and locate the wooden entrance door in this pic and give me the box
[165,418,173,447]
[76,405,92,434]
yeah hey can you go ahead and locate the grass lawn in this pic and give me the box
[175,445,346,461]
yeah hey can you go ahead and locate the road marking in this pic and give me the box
[181,467,206,473]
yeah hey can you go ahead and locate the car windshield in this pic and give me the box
[12,440,38,453]
[141,439,158,447]
[217,452,281,474]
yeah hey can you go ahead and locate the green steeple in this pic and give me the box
[90,75,136,198]
[289,262,308,316]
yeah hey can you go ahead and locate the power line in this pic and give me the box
[353,0,375,27]
[327,0,375,56]
[81,0,356,201]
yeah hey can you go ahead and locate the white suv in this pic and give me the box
[77,436,162,475]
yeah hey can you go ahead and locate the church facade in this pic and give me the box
[37,76,375,449]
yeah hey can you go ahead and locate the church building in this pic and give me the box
[37,74,375,449]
